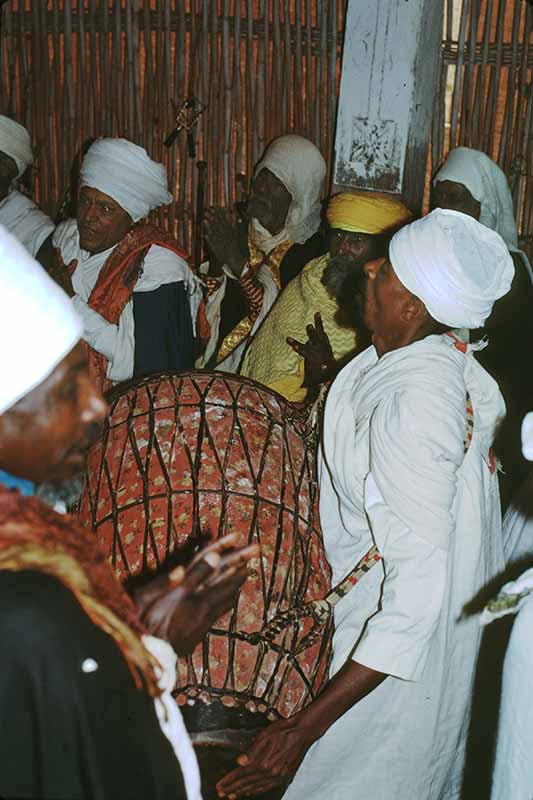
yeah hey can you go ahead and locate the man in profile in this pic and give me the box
[0,225,258,800]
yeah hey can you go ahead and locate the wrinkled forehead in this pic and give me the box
[253,167,288,195]
[79,184,127,213]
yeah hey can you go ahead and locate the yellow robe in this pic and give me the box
[240,253,357,402]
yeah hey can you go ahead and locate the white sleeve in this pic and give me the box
[71,294,135,382]
[352,472,448,682]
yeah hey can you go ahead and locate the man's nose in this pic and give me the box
[363,260,374,277]
[83,203,99,223]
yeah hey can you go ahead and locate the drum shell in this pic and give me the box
[78,371,333,721]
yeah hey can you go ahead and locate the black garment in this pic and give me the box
[35,232,55,271]
[215,230,327,361]
[133,281,194,379]
[0,570,186,800]
[475,251,533,509]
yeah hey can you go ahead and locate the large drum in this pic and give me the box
[78,371,333,796]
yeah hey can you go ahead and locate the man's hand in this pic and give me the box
[134,534,260,655]
[204,209,249,278]
[48,254,77,298]
[287,312,336,390]
[216,716,314,798]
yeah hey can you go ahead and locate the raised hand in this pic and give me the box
[287,312,336,390]
[204,208,249,278]
[134,534,260,655]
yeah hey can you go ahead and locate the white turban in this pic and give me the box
[389,208,514,329]
[0,225,83,415]
[251,134,326,251]
[0,115,33,178]
[80,138,173,222]
[434,147,518,251]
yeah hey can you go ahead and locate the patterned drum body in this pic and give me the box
[78,371,333,721]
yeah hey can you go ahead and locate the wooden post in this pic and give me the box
[332,0,444,212]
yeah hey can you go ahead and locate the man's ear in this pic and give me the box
[401,294,425,323]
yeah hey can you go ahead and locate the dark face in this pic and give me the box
[328,228,376,261]
[322,229,385,329]
[0,343,108,485]
[0,150,18,201]
[431,180,481,220]
[360,256,418,356]
[77,185,133,254]
[247,168,292,236]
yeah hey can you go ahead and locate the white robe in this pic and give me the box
[53,219,202,383]
[0,190,54,257]
[284,334,505,800]
[488,570,533,800]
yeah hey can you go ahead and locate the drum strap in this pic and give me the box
[249,391,475,645]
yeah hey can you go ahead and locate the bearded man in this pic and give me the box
[49,137,203,393]
[217,209,513,800]
[199,134,327,371]
[0,115,54,257]
[239,190,412,402]
[0,226,258,800]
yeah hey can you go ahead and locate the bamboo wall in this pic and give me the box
[434,0,533,247]
[0,1,345,251]
[0,0,532,250]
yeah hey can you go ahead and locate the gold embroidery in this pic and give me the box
[216,238,293,364]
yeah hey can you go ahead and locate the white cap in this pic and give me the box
[389,208,514,329]
[0,225,83,414]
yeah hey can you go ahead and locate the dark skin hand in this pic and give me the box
[134,534,260,655]
[47,250,77,298]
[217,659,386,797]
[287,312,336,390]
[204,208,249,278]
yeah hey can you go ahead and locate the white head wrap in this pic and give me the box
[0,225,83,415]
[250,134,326,251]
[389,208,514,329]
[522,413,533,461]
[80,138,173,222]
[0,115,33,178]
[434,147,518,251]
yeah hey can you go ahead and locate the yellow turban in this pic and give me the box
[326,191,413,235]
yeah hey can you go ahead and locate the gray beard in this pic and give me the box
[321,254,363,301]
[35,474,85,513]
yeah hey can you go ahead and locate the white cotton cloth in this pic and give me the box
[142,636,202,800]
[0,224,82,415]
[80,138,173,222]
[522,412,533,461]
[0,190,54,257]
[251,134,326,250]
[390,208,514,329]
[434,147,518,250]
[53,219,202,382]
[434,146,533,285]
[284,334,505,800]
[0,116,33,177]
[490,592,533,799]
